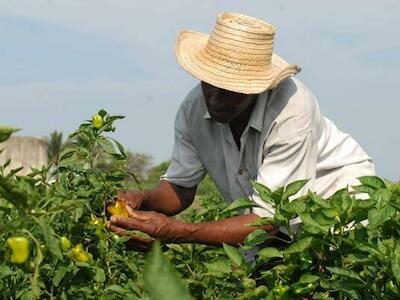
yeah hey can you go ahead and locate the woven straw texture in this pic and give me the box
[176,12,301,94]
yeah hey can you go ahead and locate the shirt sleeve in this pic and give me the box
[252,81,320,230]
[160,102,206,188]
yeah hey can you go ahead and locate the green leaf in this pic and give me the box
[247,217,275,227]
[53,266,69,287]
[223,243,245,267]
[326,267,363,282]
[98,109,107,117]
[372,189,392,208]
[97,137,116,155]
[252,181,274,205]
[221,198,257,215]
[391,244,400,283]
[310,193,331,208]
[110,138,127,158]
[283,237,314,255]
[283,198,307,214]
[95,268,106,283]
[271,187,284,205]
[368,205,396,229]
[351,185,377,196]
[0,265,13,279]
[283,179,310,199]
[244,229,269,248]
[299,213,330,234]
[358,176,386,190]
[143,242,191,300]
[257,247,283,260]
[0,126,19,143]
[104,285,127,295]
[297,274,319,284]
[36,219,62,260]
[204,259,231,275]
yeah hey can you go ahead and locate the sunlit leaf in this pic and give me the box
[223,243,245,267]
[244,229,269,248]
[283,237,314,255]
[221,198,257,215]
[144,242,191,300]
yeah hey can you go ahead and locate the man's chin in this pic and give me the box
[211,117,231,123]
[209,114,234,123]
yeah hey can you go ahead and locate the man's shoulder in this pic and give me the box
[268,77,318,119]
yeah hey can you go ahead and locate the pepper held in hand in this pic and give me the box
[7,236,29,264]
[107,200,129,218]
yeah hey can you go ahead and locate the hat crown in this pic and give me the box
[218,12,275,35]
[203,13,276,74]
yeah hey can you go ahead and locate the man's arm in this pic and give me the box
[172,213,277,246]
[108,204,277,247]
[119,180,196,216]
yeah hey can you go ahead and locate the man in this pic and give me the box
[108,12,375,249]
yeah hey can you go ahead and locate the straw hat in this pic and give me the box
[176,12,301,94]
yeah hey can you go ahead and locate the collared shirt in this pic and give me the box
[161,77,375,220]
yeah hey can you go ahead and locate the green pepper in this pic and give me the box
[271,285,290,300]
[294,283,315,295]
[60,236,72,251]
[92,114,104,129]
[7,236,29,264]
[385,280,398,296]
[71,244,90,262]
[242,278,256,289]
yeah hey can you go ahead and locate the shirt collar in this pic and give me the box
[203,110,211,119]
[248,90,269,132]
[202,89,269,132]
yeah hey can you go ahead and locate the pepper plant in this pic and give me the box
[1,111,400,300]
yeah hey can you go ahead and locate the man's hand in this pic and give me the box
[114,181,196,216]
[108,205,278,247]
[108,206,185,243]
[107,217,154,252]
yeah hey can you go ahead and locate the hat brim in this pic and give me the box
[176,30,301,94]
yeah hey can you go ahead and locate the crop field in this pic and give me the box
[1,111,399,300]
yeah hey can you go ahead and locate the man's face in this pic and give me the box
[201,81,257,123]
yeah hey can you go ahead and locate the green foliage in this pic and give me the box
[1,112,400,299]
[144,242,191,300]
[0,126,19,143]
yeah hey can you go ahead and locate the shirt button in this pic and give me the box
[238,169,243,175]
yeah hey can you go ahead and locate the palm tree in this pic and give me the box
[47,131,64,164]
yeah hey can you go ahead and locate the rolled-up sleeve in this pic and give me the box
[161,102,206,188]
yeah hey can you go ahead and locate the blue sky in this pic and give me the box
[0,0,399,180]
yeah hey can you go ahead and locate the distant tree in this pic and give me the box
[46,131,64,164]
[126,151,153,181]
[197,174,220,196]
[144,160,170,187]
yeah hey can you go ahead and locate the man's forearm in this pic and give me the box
[141,180,196,216]
[174,213,277,246]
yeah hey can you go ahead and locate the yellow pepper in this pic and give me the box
[92,114,104,129]
[71,244,90,263]
[7,236,29,264]
[90,214,103,226]
[60,236,72,251]
[107,200,129,218]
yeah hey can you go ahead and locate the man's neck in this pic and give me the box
[229,97,257,149]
